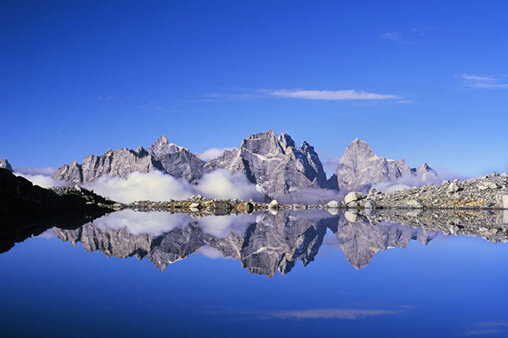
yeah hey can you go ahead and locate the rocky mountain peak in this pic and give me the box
[148,135,187,158]
[330,138,436,192]
[0,158,13,172]
[205,130,328,199]
[278,132,296,150]
[241,130,283,156]
[341,138,377,164]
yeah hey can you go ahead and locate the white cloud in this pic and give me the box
[271,308,402,320]
[20,167,262,203]
[84,171,194,203]
[461,73,508,89]
[13,166,56,176]
[270,89,400,101]
[199,148,234,161]
[196,169,262,200]
[15,173,66,189]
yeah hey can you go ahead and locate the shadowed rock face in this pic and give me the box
[328,139,439,192]
[205,130,328,199]
[52,135,205,184]
[0,168,115,252]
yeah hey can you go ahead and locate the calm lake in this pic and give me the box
[1,210,508,338]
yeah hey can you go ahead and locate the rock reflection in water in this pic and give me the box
[51,209,508,277]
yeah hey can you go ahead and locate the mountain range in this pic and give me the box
[45,130,439,199]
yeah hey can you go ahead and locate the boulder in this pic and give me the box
[326,200,340,208]
[345,192,363,204]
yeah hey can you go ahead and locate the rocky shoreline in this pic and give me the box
[116,173,508,215]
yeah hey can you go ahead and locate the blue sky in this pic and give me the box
[1,0,507,176]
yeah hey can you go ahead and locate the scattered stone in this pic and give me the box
[345,192,363,204]
[268,200,279,209]
[364,200,377,209]
[326,200,340,208]
[406,199,424,209]
[447,182,461,193]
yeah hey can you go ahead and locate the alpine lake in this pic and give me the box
[1,208,508,338]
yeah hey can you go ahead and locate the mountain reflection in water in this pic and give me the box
[49,208,508,276]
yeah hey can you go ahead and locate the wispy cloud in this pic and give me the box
[461,74,508,89]
[271,308,403,320]
[270,89,400,100]
[464,322,508,336]
[380,27,435,44]
[381,31,405,42]
[202,88,402,102]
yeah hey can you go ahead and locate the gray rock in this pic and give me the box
[364,200,377,209]
[345,191,363,204]
[148,135,205,183]
[406,199,424,209]
[205,130,327,199]
[480,181,499,190]
[326,200,340,208]
[53,136,204,184]
[447,181,461,193]
[329,138,439,192]
[0,159,13,172]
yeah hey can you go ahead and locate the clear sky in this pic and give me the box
[1,0,507,177]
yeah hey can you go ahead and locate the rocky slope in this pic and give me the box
[0,159,13,172]
[53,135,204,184]
[0,168,117,252]
[328,138,439,192]
[344,172,508,210]
[205,130,327,199]
[0,168,116,221]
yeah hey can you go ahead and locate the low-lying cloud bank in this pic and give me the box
[15,173,66,189]
[18,169,263,203]
[86,169,263,203]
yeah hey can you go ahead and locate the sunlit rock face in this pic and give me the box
[205,130,328,199]
[328,138,439,192]
[52,135,205,184]
[0,159,13,172]
[148,135,205,184]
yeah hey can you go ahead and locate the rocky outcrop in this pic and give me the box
[0,168,116,252]
[328,138,439,192]
[52,147,164,184]
[0,168,116,222]
[0,159,13,172]
[53,135,204,184]
[148,135,205,183]
[205,130,327,199]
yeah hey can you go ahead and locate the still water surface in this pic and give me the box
[1,210,507,338]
